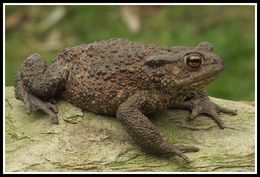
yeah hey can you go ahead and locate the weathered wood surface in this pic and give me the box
[5,86,255,172]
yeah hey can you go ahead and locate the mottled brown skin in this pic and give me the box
[15,38,237,163]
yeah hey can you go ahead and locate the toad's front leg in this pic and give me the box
[116,91,199,163]
[15,53,69,124]
[170,90,237,129]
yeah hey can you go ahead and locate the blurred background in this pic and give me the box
[5,5,255,101]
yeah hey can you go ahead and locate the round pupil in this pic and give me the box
[186,55,202,68]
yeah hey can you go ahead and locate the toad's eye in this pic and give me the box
[184,54,203,69]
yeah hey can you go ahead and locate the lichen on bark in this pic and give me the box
[5,86,255,172]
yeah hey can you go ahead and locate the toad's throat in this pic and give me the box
[177,66,224,88]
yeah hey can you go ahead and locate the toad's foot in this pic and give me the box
[173,144,200,153]
[15,83,59,124]
[186,99,237,129]
[25,94,59,124]
[171,90,237,129]
[159,143,199,163]
[14,53,68,124]
[170,144,200,163]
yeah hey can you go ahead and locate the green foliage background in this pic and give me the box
[5,5,255,101]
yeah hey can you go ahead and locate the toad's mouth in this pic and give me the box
[176,65,224,88]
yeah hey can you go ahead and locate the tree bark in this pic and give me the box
[5,86,255,172]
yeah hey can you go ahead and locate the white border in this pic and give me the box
[3,3,258,5]
[3,3,257,174]
[254,3,257,175]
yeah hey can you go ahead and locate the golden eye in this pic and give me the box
[184,54,203,68]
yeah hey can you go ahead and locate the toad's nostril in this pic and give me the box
[213,57,223,64]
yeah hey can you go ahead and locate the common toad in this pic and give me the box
[14,38,237,163]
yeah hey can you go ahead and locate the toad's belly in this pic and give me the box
[61,86,134,115]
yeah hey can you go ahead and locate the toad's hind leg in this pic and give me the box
[15,53,69,124]
[116,91,199,163]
